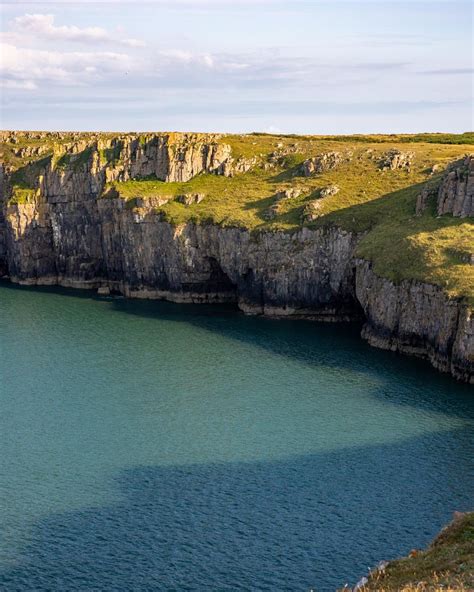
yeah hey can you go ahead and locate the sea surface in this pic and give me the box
[0,281,473,592]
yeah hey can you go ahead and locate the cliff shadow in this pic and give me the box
[269,161,305,183]
[106,292,474,417]
[1,429,473,592]
[7,155,53,194]
[1,278,472,418]
[305,179,468,251]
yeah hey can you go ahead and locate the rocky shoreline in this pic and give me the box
[0,132,472,383]
[2,206,472,382]
[342,512,474,591]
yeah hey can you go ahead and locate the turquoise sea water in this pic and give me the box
[0,282,473,591]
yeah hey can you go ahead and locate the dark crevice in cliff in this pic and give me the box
[0,145,472,382]
[206,256,238,296]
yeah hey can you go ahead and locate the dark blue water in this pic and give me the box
[0,282,473,591]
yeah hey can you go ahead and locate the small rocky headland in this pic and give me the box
[341,512,474,591]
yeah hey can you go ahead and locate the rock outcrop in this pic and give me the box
[320,184,340,197]
[301,152,343,176]
[379,149,414,171]
[436,155,474,217]
[416,155,474,217]
[302,199,324,222]
[356,260,473,382]
[176,193,205,206]
[216,155,259,177]
[264,188,303,220]
[1,135,472,383]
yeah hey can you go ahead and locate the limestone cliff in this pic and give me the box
[416,154,474,217]
[436,154,474,217]
[356,260,473,383]
[0,132,472,383]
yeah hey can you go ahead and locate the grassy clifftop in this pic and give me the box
[346,512,474,592]
[1,131,473,304]
[107,134,474,304]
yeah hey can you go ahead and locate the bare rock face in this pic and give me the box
[215,155,258,177]
[11,133,232,189]
[1,133,472,383]
[301,152,343,176]
[320,184,340,197]
[379,149,414,171]
[436,155,474,217]
[275,188,302,201]
[416,155,474,217]
[356,259,473,383]
[302,199,323,222]
[176,193,205,206]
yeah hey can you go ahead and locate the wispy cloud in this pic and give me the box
[0,42,133,89]
[1,2,471,133]
[10,13,145,48]
[419,67,474,75]
[1,12,411,94]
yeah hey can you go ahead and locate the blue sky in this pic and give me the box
[0,0,472,133]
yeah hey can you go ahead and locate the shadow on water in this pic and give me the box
[1,281,473,591]
[1,280,473,420]
[1,429,473,592]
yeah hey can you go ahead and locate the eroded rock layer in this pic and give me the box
[0,134,472,383]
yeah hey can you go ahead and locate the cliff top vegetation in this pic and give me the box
[1,131,473,304]
[343,512,474,592]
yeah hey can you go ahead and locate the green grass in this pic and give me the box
[55,146,94,170]
[2,131,473,303]
[105,138,473,303]
[354,512,474,591]
[247,131,474,145]
[8,187,37,205]
[8,156,52,204]
[99,144,122,165]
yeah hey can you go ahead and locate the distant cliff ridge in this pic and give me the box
[0,131,473,382]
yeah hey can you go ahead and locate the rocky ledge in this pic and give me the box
[0,132,472,383]
[342,512,474,591]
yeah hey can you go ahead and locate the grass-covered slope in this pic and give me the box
[1,131,473,304]
[106,134,474,304]
[347,512,474,592]
[108,134,470,230]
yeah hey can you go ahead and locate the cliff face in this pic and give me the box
[437,155,474,217]
[356,260,473,383]
[4,194,360,319]
[1,134,472,383]
[416,154,474,217]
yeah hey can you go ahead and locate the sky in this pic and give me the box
[0,0,472,134]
